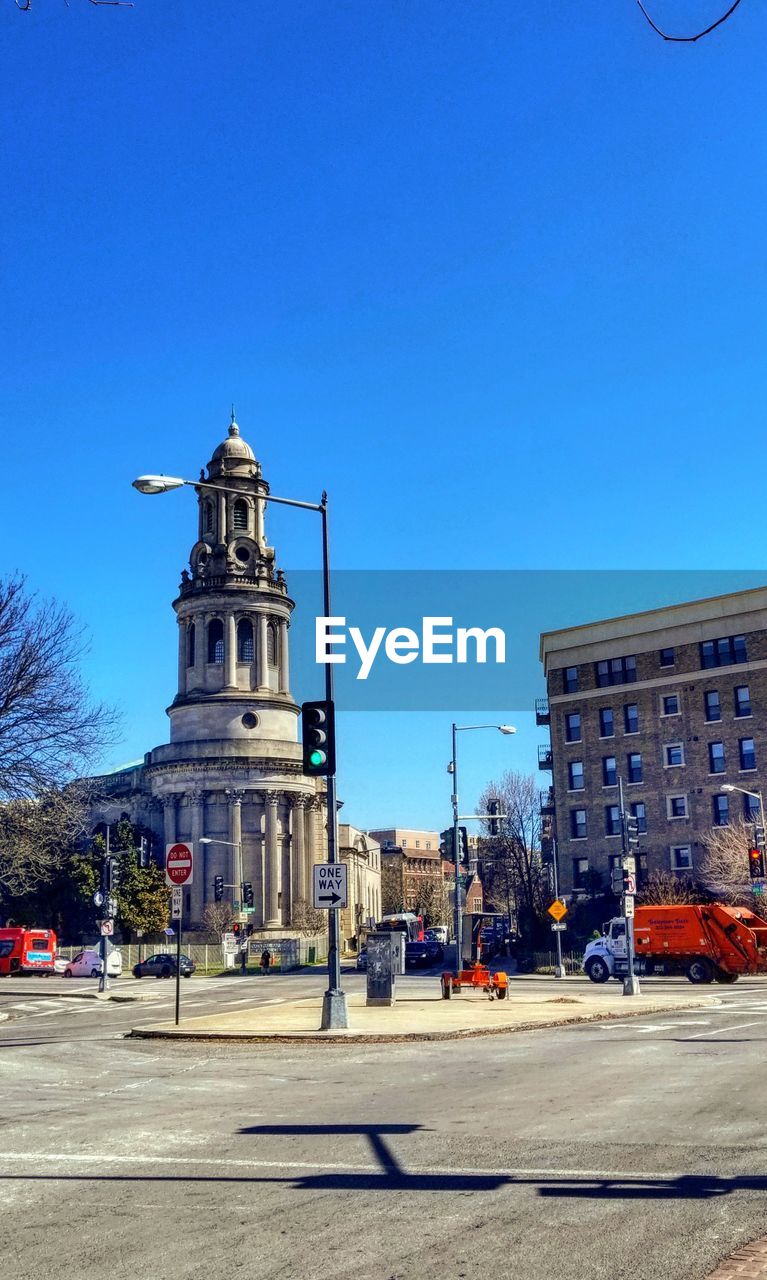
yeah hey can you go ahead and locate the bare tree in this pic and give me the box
[0,781,93,898]
[0,576,118,801]
[479,771,546,942]
[380,852,404,916]
[416,875,451,927]
[200,900,236,936]
[290,898,327,936]
[699,819,757,904]
[638,870,699,906]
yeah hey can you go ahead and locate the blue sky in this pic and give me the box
[2,1,766,830]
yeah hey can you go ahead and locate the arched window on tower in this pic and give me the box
[267,620,277,667]
[204,501,214,535]
[237,619,254,662]
[232,499,248,531]
[187,623,196,668]
[208,618,224,664]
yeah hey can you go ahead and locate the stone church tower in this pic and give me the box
[93,415,328,928]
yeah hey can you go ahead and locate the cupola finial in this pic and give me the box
[229,405,239,437]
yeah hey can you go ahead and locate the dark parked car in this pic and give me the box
[133,952,195,979]
[405,941,444,968]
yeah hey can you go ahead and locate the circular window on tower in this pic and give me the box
[241,712,259,730]
[235,547,250,564]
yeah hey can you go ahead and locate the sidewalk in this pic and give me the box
[131,986,722,1043]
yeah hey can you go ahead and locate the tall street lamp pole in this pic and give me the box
[199,836,243,908]
[450,723,516,967]
[133,473,348,1029]
[720,782,767,835]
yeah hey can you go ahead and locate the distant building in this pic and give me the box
[338,825,381,947]
[539,586,767,897]
[368,828,443,913]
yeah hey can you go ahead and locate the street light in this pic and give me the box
[133,464,348,1029]
[720,782,767,832]
[450,722,516,966]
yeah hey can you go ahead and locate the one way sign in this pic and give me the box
[312,862,348,910]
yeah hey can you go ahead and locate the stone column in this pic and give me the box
[256,494,265,548]
[264,790,280,928]
[278,619,289,694]
[177,622,187,697]
[257,613,268,689]
[304,797,320,897]
[218,490,226,545]
[225,613,237,689]
[290,796,307,909]
[162,795,177,851]
[193,613,206,689]
[189,789,205,923]
[228,788,244,901]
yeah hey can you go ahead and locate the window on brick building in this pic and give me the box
[605,805,621,837]
[664,742,685,767]
[704,690,721,722]
[624,703,639,734]
[568,761,584,790]
[563,667,579,694]
[662,694,679,716]
[700,635,748,668]
[712,794,729,826]
[573,857,589,889]
[596,655,637,687]
[630,801,647,833]
[570,809,587,839]
[708,742,726,774]
[602,756,617,787]
[659,648,675,667]
[627,752,643,784]
[671,845,693,870]
[740,738,756,771]
[666,795,688,819]
[565,712,582,743]
[735,686,752,718]
[599,708,614,737]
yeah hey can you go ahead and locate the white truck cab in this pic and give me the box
[583,919,627,983]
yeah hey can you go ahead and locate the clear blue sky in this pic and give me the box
[2,1,766,830]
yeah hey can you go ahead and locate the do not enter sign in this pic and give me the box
[165,842,194,887]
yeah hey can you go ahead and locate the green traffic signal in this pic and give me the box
[309,748,326,767]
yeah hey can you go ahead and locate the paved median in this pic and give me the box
[131,986,722,1042]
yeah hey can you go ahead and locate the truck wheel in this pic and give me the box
[441,977,451,1000]
[686,958,714,984]
[714,970,739,984]
[585,956,610,984]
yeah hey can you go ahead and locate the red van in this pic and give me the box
[0,927,57,976]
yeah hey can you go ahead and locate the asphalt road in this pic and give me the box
[3,972,767,1280]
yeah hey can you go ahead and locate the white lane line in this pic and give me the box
[682,1020,764,1040]
[0,1150,721,1183]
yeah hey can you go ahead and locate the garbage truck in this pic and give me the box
[583,904,767,985]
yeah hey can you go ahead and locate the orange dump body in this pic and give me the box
[634,904,767,976]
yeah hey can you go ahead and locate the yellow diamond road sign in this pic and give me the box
[548,899,567,922]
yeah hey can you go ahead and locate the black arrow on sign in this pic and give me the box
[318,892,342,905]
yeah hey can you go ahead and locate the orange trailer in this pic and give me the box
[633,904,767,984]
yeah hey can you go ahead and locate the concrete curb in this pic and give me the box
[130,996,720,1045]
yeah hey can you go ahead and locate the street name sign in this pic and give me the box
[548,899,567,922]
[312,862,348,910]
[171,886,183,921]
[165,842,194,887]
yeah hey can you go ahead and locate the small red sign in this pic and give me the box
[165,842,194,887]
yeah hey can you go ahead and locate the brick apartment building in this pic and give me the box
[368,828,443,913]
[539,586,767,897]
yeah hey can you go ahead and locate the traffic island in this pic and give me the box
[129,988,723,1043]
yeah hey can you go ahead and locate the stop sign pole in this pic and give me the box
[165,843,194,1025]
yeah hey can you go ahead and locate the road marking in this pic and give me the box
[0,1150,728,1183]
[682,1020,764,1040]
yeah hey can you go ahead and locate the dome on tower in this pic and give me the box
[207,411,260,477]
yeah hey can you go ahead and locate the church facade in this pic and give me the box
[92,415,329,929]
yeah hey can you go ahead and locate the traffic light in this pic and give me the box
[301,700,336,777]
[487,797,502,838]
[232,923,241,937]
[107,857,121,892]
[749,847,765,879]
[440,829,454,859]
[755,825,766,853]
[139,836,151,868]
[214,875,224,903]
[610,865,625,894]
[243,882,254,908]
[458,826,469,862]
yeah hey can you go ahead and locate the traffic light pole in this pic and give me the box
[320,495,348,1030]
[619,777,641,997]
